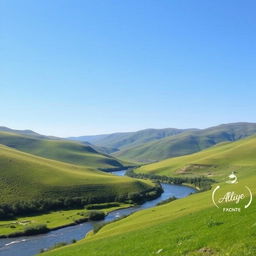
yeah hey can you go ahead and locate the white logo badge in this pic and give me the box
[212,172,252,212]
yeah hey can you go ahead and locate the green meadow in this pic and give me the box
[41,135,256,256]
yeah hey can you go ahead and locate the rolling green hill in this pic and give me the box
[0,131,129,170]
[68,128,193,151]
[0,144,154,206]
[42,135,256,256]
[114,122,256,162]
[136,135,256,180]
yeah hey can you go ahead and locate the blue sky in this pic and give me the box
[1,0,256,136]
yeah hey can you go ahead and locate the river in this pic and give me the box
[0,170,195,256]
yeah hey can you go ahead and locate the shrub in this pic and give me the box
[87,211,105,221]
[23,224,49,235]
[85,202,120,210]
[128,192,143,203]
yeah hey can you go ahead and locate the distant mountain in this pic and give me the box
[0,126,59,140]
[68,128,195,152]
[114,122,256,162]
[0,126,43,137]
[69,134,110,144]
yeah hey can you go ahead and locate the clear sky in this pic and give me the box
[1,0,256,136]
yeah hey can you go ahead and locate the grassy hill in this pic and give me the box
[136,134,256,181]
[0,131,129,170]
[114,122,256,162]
[0,144,154,207]
[68,128,192,151]
[42,136,256,256]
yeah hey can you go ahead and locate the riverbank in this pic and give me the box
[0,203,132,238]
[0,170,163,239]
[126,169,214,191]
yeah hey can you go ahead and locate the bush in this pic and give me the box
[128,192,142,203]
[87,211,105,221]
[23,224,49,235]
[85,202,120,210]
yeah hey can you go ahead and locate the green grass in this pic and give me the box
[41,135,256,256]
[0,203,131,237]
[0,144,154,205]
[0,131,127,169]
[114,122,256,162]
[136,135,256,181]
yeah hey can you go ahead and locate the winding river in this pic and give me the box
[0,170,195,256]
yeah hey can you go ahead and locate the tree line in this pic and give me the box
[126,169,214,191]
[0,185,163,219]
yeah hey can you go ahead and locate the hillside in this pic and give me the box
[0,131,128,170]
[42,136,256,256]
[68,128,193,151]
[136,134,256,180]
[0,144,154,207]
[114,122,256,162]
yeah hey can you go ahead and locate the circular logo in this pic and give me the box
[211,172,252,212]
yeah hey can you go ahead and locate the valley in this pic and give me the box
[41,129,256,256]
[0,123,255,256]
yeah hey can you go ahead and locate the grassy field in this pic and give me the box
[41,136,256,256]
[0,131,128,170]
[114,122,256,162]
[0,144,154,206]
[0,203,131,237]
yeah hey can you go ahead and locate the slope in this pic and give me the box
[114,122,256,162]
[0,144,154,206]
[136,134,256,180]
[0,131,127,170]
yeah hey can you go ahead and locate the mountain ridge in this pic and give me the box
[114,122,256,162]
